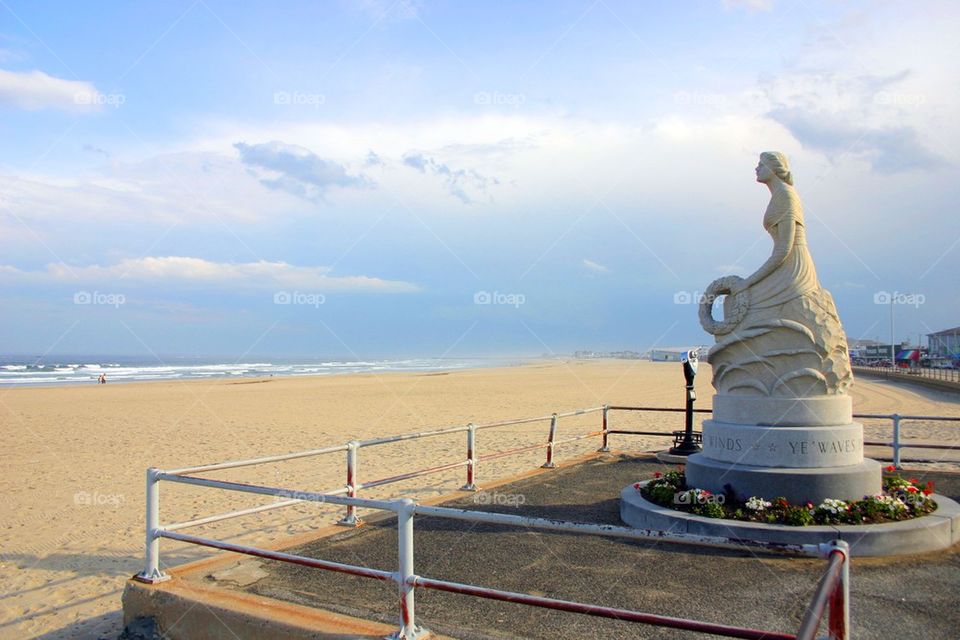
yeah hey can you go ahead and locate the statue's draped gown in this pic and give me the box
[709,188,853,398]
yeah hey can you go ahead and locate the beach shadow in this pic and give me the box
[0,551,199,579]
[2,593,123,639]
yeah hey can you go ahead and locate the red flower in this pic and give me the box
[654,472,663,479]
[926,481,934,488]
[922,488,932,496]
[885,465,896,472]
[909,478,919,484]
[702,489,711,496]
[906,486,919,494]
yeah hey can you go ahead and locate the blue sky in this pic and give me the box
[1,0,958,358]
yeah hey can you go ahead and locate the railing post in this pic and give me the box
[461,423,478,491]
[826,540,850,640]
[338,441,362,526]
[135,467,169,583]
[394,498,426,639]
[892,414,902,469]
[598,405,610,452]
[543,413,558,468]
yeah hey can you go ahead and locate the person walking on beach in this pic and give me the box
[98,373,106,384]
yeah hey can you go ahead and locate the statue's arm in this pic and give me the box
[737,218,796,291]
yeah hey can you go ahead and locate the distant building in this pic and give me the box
[572,350,642,360]
[650,349,683,362]
[863,343,907,363]
[927,326,960,359]
[847,339,882,361]
[650,347,707,362]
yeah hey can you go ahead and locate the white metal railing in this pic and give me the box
[854,364,960,385]
[160,405,607,528]
[854,412,960,467]
[607,406,960,468]
[130,403,915,638]
[135,405,960,574]
[136,471,850,639]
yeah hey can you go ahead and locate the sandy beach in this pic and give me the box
[2,360,959,639]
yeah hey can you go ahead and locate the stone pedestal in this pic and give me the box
[684,394,881,504]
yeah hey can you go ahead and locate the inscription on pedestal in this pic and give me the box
[701,420,864,469]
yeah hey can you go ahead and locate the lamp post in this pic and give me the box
[670,349,702,455]
[890,296,895,369]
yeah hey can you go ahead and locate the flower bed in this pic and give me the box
[635,466,937,526]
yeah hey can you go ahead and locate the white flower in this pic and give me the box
[817,498,848,514]
[745,496,772,511]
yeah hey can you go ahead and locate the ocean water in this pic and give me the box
[0,356,527,387]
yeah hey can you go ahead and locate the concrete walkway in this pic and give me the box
[218,454,960,639]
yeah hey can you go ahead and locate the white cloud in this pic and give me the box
[1,256,419,293]
[235,140,371,200]
[0,152,305,228]
[0,68,103,112]
[401,151,499,203]
[722,0,773,11]
[582,259,610,274]
[763,70,941,173]
[0,49,26,63]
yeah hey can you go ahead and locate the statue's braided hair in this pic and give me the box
[760,151,794,186]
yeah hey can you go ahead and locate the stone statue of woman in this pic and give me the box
[699,152,853,398]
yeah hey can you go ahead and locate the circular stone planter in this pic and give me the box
[620,483,960,557]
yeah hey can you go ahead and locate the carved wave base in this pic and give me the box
[684,394,882,503]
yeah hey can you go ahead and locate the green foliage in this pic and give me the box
[647,483,677,507]
[694,502,726,519]
[661,470,685,488]
[783,506,814,527]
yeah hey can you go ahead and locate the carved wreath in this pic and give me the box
[699,275,749,336]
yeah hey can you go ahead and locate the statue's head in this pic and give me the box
[756,151,794,186]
